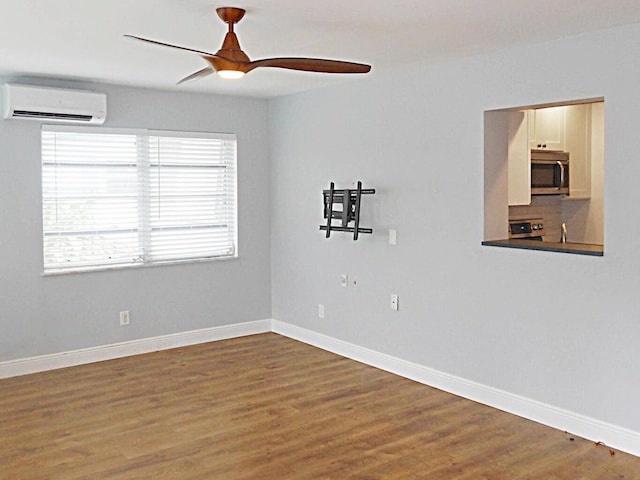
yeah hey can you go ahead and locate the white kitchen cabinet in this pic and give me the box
[508,111,530,206]
[528,106,566,151]
[564,103,592,199]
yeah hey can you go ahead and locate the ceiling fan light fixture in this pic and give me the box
[127,7,371,85]
[217,69,245,80]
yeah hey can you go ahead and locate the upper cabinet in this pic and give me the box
[528,106,566,151]
[508,111,531,206]
[563,103,592,199]
[508,104,593,205]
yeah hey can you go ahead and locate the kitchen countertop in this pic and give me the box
[482,239,604,256]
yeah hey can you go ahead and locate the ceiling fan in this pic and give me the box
[125,7,371,83]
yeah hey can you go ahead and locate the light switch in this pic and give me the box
[389,229,397,245]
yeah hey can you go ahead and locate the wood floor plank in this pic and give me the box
[1,333,639,479]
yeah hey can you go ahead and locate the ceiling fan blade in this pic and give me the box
[176,67,214,85]
[124,34,216,57]
[245,58,371,74]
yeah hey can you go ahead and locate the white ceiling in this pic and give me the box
[1,0,640,98]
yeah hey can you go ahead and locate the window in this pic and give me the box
[41,125,237,273]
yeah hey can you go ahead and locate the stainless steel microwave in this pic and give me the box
[531,150,569,195]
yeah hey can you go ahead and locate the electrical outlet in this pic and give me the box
[340,274,348,287]
[390,294,399,311]
[119,310,130,326]
[318,304,325,318]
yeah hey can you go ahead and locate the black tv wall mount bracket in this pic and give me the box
[319,181,375,240]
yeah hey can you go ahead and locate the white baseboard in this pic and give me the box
[271,319,640,458]
[0,319,271,379]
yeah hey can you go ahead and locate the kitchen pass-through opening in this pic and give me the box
[483,98,604,256]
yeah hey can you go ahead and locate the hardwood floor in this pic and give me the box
[1,333,639,479]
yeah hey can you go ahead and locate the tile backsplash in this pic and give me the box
[509,196,563,241]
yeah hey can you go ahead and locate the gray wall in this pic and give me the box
[0,83,271,361]
[269,23,640,433]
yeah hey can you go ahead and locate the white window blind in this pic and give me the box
[41,125,237,273]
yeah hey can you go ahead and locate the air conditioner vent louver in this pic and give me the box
[2,84,106,124]
[12,110,94,122]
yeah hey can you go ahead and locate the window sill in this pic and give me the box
[42,254,238,276]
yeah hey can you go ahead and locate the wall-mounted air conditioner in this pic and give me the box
[1,84,106,124]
